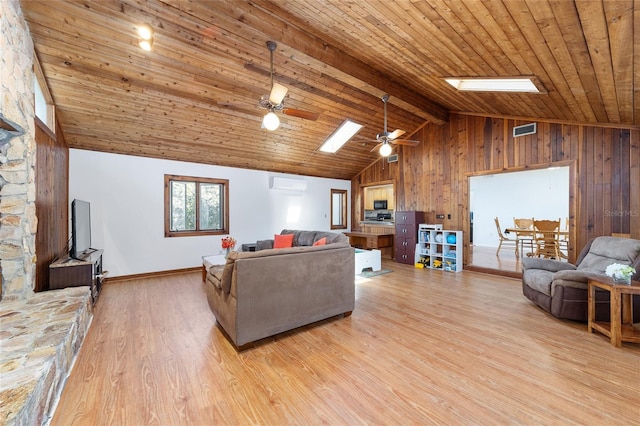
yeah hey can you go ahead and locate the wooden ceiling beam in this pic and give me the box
[166,0,449,125]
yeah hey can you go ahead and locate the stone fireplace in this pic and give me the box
[0,1,93,424]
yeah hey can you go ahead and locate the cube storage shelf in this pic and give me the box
[415,226,463,272]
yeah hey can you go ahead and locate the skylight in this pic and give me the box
[319,119,363,153]
[445,77,543,93]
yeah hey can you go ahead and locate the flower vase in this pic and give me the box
[613,274,631,285]
[224,248,231,258]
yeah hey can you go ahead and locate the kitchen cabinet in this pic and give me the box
[364,185,394,211]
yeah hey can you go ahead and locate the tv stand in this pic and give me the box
[50,250,104,303]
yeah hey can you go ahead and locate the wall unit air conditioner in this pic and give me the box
[387,154,399,163]
[270,176,307,191]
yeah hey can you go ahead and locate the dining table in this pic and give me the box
[505,227,569,258]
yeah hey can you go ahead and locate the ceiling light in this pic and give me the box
[139,40,152,51]
[136,25,153,51]
[262,111,280,131]
[137,25,153,40]
[379,142,393,157]
[268,82,289,105]
[445,77,542,93]
[319,119,363,153]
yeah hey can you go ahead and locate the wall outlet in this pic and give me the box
[436,214,445,219]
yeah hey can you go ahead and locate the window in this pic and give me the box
[164,174,229,237]
[34,55,55,132]
[330,189,348,230]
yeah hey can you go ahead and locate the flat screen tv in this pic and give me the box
[71,199,92,259]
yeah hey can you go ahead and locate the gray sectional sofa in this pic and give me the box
[204,230,355,348]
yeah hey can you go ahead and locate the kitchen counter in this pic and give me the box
[361,220,394,225]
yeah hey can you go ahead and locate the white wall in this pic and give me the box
[470,167,569,247]
[69,149,351,277]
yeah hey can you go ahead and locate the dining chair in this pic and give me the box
[494,217,519,257]
[558,216,570,258]
[532,218,561,259]
[513,217,534,256]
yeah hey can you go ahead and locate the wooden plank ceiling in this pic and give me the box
[21,0,638,180]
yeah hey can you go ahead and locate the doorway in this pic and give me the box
[468,165,571,273]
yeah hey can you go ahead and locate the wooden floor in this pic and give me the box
[52,262,640,425]
[468,245,527,273]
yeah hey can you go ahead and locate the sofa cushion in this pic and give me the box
[280,229,315,246]
[314,231,348,244]
[522,257,576,273]
[274,233,294,248]
[522,269,554,296]
[577,237,640,273]
[312,237,327,246]
[207,265,225,290]
[256,239,274,250]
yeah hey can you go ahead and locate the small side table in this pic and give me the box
[587,277,640,347]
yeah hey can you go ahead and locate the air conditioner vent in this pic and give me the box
[387,154,399,163]
[513,123,537,137]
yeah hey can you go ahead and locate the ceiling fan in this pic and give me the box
[258,41,319,130]
[368,94,420,156]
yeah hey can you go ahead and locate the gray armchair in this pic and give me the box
[522,236,640,321]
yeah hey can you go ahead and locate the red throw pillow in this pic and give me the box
[274,233,294,248]
[312,237,327,246]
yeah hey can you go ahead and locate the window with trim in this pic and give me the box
[34,55,55,132]
[164,174,229,237]
[330,189,348,230]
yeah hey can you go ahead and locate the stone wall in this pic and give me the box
[0,0,37,300]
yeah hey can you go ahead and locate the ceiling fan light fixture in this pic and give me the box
[136,24,153,51]
[268,82,288,105]
[379,142,393,157]
[137,25,153,40]
[263,111,280,131]
[139,39,153,51]
[319,119,363,153]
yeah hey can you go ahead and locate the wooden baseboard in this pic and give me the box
[104,267,201,283]
[464,265,522,279]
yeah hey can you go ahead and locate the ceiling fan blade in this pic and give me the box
[391,139,420,146]
[282,108,319,121]
[370,143,383,152]
[269,82,288,105]
[388,129,406,140]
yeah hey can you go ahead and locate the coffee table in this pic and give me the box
[355,249,381,275]
[587,277,640,347]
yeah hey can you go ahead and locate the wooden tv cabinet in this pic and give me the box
[49,250,104,304]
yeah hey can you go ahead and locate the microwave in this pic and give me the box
[373,200,387,210]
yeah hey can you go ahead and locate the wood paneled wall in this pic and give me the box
[35,118,69,292]
[352,113,640,264]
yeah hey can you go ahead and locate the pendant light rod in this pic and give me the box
[266,41,277,90]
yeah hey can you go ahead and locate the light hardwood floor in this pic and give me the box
[468,245,525,273]
[52,262,639,425]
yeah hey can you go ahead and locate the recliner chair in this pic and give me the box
[522,236,640,322]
